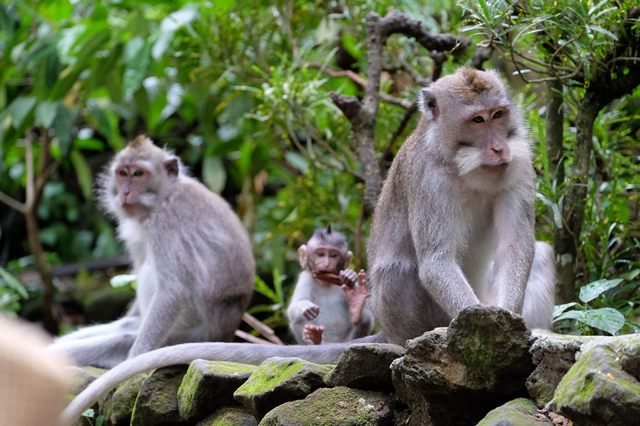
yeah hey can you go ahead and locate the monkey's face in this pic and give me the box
[453,105,512,174]
[309,246,344,274]
[113,163,155,214]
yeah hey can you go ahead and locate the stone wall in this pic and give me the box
[74,306,640,425]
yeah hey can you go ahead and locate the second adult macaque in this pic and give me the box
[286,227,373,344]
[49,136,255,368]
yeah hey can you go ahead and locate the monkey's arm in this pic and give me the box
[286,272,319,323]
[128,289,181,357]
[408,186,481,318]
[492,189,535,313]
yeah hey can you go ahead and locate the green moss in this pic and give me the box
[195,407,257,426]
[235,359,315,395]
[261,387,391,425]
[206,361,257,375]
[477,398,550,426]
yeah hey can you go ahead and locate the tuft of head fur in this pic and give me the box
[310,226,349,253]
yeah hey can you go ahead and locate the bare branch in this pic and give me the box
[0,190,26,213]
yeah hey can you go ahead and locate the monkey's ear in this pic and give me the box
[164,158,179,176]
[418,88,438,120]
[298,245,308,268]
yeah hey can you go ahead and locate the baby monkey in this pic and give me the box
[286,227,374,344]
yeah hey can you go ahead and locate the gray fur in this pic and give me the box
[50,137,255,367]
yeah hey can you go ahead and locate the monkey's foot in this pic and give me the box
[303,324,324,345]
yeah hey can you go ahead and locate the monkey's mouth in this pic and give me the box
[480,162,509,173]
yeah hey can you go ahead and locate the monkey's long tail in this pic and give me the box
[60,340,374,425]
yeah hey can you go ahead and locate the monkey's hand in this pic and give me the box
[299,301,320,321]
[303,324,325,345]
[339,269,358,289]
[342,270,368,325]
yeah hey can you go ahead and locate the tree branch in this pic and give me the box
[0,191,26,213]
[329,11,470,214]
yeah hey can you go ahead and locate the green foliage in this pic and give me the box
[553,278,639,335]
[0,266,27,313]
[463,0,633,84]
[0,0,637,336]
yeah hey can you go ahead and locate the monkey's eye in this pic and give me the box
[329,252,338,259]
[118,169,127,177]
[132,170,144,177]
[471,116,485,123]
[492,110,503,119]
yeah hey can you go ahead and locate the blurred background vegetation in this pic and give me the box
[0,0,638,341]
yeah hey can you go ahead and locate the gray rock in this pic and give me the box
[548,335,640,426]
[325,343,405,392]
[259,386,393,426]
[391,306,533,425]
[233,357,332,419]
[477,398,552,426]
[195,406,258,426]
[130,365,188,426]
[177,359,256,422]
[526,330,590,405]
[100,372,149,426]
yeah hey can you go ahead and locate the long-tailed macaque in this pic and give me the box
[367,67,555,344]
[49,136,255,368]
[287,227,373,344]
[61,68,555,424]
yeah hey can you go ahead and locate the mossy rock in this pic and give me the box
[234,357,332,419]
[177,359,256,422]
[69,365,106,395]
[477,398,552,426]
[325,343,405,392]
[195,406,258,426]
[549,341,640,426]
[99,372,149,426]
[130,365,188,426]
[260,386,393,426]
[391,306,533,426]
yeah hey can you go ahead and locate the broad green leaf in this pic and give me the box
[123,37,151,99]
[202,155,227,194]
[52,104,75,154]
[0,267,28,298]
[553,302,577,319]
[554,308,625,336]
[110,274,137,288]
[35,100,58,128]
[70,150,93,200]
[7,96,36,128]
[579,279,624,303]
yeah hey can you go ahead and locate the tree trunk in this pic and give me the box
[546,80,565,184]
[554,92,601,303]
[25,205,58,334]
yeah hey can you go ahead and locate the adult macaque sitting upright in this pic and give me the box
[286,227,374,344]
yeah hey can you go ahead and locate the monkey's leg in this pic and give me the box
[54,315,139,343]
[50,332,137,368]
[522,242,556,329]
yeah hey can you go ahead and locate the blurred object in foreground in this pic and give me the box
[0,316,71,426]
